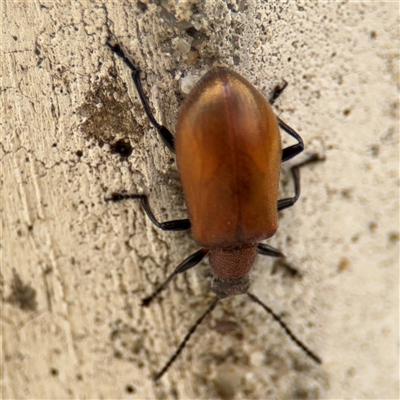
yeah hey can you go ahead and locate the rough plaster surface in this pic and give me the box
[2,1,398,399]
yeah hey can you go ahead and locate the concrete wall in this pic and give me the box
[2,1,398,398]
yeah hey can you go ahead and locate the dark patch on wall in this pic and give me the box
[6,269,38,311]
[110,138,133,157]
[271,260,303,280]
[78,70,141,153]
[109,319,145,368]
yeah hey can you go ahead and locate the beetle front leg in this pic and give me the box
[105,193,191,231]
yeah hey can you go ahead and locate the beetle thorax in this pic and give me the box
[209,244,257,298]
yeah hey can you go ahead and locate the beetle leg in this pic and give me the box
[106,41,175,153]
[142,248,209,307]
[105,193,191,231]
[269,80,288,105]
[269,82,305,162]
[277,154,322,211]
[278,117,305,162]
[257,243,284,258]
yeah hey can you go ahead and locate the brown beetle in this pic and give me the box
[106,41,322,381]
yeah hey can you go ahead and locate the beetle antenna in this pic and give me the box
[247,292,322,364]
[153,297,219,381]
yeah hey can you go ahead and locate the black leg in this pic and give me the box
[106,41,175,153]
[279,118,305,162]
[268,81,304,162]
[105,193,191,231]
[142,248,209,307]
[257,243,284,258]
[269,80,288,105]
[277,154,322,211]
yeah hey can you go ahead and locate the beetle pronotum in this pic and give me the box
[105,40,322,381]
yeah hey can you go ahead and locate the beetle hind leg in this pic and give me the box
[106,40,175,153]
[269,79,288,105]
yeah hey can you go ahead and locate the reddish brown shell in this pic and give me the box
[175,67,281,248]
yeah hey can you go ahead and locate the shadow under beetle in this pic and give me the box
[105,40,323,381]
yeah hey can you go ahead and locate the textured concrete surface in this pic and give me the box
[2,1,398,399]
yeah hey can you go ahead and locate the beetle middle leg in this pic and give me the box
[105,193,190,231]
[106,192,206,305]
[279,118,306,162]
[277,154,323,211]
[106,41,175,153]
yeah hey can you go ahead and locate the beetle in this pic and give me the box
[105,40,322,381]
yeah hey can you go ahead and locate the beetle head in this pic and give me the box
[211,276,250,298]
